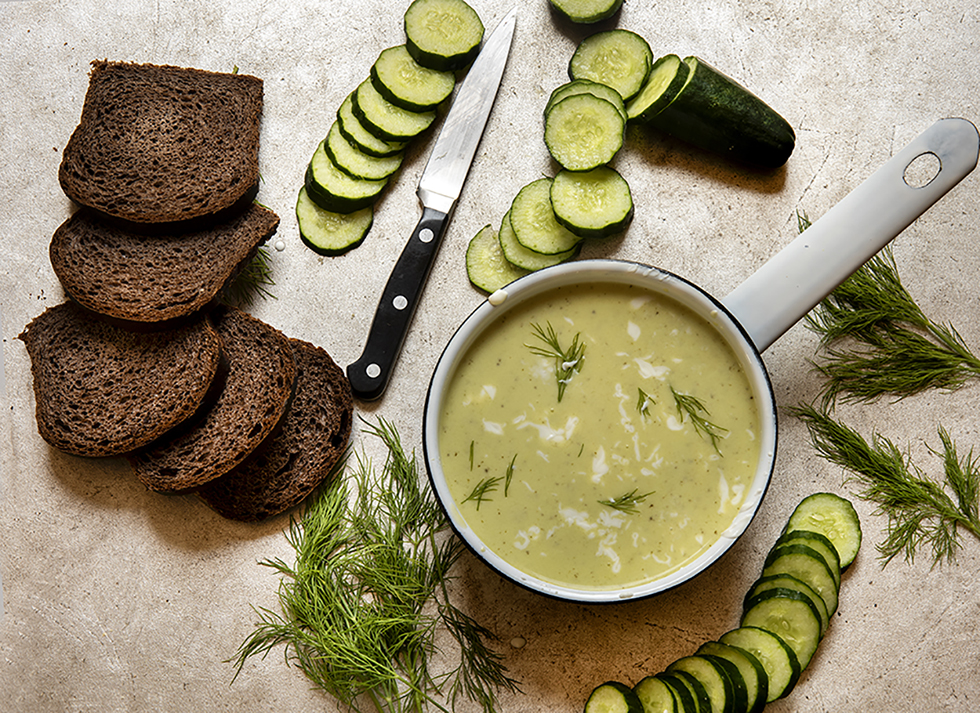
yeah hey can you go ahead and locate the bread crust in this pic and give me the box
[58,60,263,232]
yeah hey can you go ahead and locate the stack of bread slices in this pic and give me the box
[18,60,353,522]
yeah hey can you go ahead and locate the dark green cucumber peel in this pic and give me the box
[647,56,796,168]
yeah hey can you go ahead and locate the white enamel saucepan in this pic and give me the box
[422,118,980,603]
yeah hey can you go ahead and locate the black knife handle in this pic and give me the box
[347,206,450,401]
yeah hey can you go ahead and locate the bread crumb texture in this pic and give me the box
[58,60,263,226]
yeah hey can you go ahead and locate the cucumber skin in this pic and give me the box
[649,56,796,169]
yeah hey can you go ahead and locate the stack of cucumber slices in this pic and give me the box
[585,492,862,713]
[466,27,795,294]
[297,0,484,255]
[467,30,652,293]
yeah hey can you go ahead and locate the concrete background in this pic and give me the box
[1,0,978,711]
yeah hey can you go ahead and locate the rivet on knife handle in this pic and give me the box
[347,208,448,400]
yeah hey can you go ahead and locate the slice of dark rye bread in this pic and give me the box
[129,305,297,493]
[197,338,353,521]
[49,203,280,328]
[58,60,263,234]
[17,301,222,457]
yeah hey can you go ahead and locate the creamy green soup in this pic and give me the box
[438,282,762,591]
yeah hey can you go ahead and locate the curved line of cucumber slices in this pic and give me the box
[466,27,795,294]
[584,492,861,713]
[297,0,484,256]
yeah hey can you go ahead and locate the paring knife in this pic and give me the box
[347,8,518,401]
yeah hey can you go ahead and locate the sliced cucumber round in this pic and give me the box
[632,675,677,713]
[784,492,862,568]
[656,674,697,713]
[498,209,579,271]
[568,29,654,102]
[626,54,690,122]
[544,93,625,171]
[337,92,407,158]
[584,681,645,713]
[761,544,839,618]
[546,79,627,122]
[305,139,388,214]
[548,0,623,24]
[719,626,801,702]
[509,178,583,255]
[371,44,456,112]
[550,166,633,239]
[353,78,436,142]
[665,670,710,713]
[404,0,484,71]
[741,589,823,671]
[296,186,373,256]
[696,641,768,713]
[465,223,529,293]
[775,529,842,587]
[744,573,830,637]
[326,121,403,181]
[666,655,743,713]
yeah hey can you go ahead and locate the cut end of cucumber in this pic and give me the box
[626,54,690,123]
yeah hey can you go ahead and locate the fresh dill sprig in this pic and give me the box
[799,212,980,405]
[504,455,517,497]
[463,476,502,510]
[230,418,519,713]
[526,322,585,402]
[223,246,277,307]
[599,489,654,514]
[636,388,655,418]
[671,386,727,453]
[793,403,980,567]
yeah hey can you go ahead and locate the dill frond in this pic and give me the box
[463,476,502,510]
[799,214,980,405]
[793,403,980,567]
[599,489,654,514]
[230,418,519,713]
[636,388,654,418]
[526,321,585,402]
[223,246,277,307]
[671,386,727,454]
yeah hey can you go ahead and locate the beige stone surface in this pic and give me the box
[1,0,979,711]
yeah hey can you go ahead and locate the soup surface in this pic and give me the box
[438,282,762,591]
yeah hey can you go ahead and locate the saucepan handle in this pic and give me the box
[722,117,979,353]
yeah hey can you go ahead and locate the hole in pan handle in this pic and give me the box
[723,117,980,354]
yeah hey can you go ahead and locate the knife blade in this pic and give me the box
[347,8,518,401]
